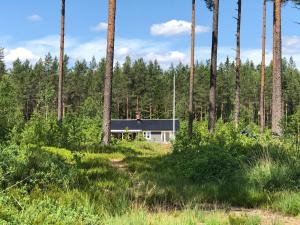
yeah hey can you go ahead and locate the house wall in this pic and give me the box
[112,130,174,143]
[150,132,162,142]
[148,131,173,143]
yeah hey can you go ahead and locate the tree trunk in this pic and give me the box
[117,99,120,118]
[271,0,283,136]
[102,0,117,145]
[260,0,266,133]
[136,96,139,112]
[188,0,196,137]
[234,0,241,128]
[58,0,65,123]
[200,106,203,121]
[126,94,129,119]
[221,102,224,121]
[208,0,219,134]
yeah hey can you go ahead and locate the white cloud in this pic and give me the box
[90,22,108,32]
[151,20,210,36]
[3,35,78,66]
[27,14,42,22]
[26,35,78,50]
[283,36,300,54]
[3,34,300,70]
[5,47,38,62]
[145,51,187,63]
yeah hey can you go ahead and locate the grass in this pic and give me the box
[1,140,300,224]
[45,140,300,215]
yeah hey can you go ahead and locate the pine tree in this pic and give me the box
[260,0,267,132]
[271,0,283,135]
[58,0,65,123]
[234,0,242,128]
[102,0,117,145]
[208,0,219,134]
[0,48,5,78]
[188,0,196,137]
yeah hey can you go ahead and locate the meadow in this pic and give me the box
[0,121,300,224]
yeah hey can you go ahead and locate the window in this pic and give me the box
[143,131,151,140]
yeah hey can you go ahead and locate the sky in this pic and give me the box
[0,0,299,69]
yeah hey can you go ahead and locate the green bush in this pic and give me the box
[18,113,101,151]
[284,106,300,148]
[0,190,102,225]
[0,144,78,191]
[272,192,300,216]
[170,121,300,207]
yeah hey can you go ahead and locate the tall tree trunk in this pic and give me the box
[271,0,283,136]
[102,0,117,145]
[117,99,120,118]
[188,0,196,137]
[58,0,65,123]
[260,0,266,133]
[126,94,129,119]
[234,0,241,128]
[208,0,219,134]
[136,96,139,112]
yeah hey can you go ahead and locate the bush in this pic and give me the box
[272,192,300,216]
[284,106,300,148]
[170,121,300,207]
[18,113,101,151]
[0,144,78,192]
[0,190,102,225]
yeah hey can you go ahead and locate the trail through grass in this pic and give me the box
[41,141,300,224]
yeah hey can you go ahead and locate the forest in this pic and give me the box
[1,54,300,139]
[1,0,300,224]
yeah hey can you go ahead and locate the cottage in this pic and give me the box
[111,117,180,143]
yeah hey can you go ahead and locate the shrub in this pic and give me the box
[272,192,300,216]
[170,121,300,207]
[18,113,101,151]
[0,144,78,192]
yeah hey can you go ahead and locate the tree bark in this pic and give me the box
[126,94,129,119]
[260,0,267,133]
[58,0,65,123]
[271,0,283,136]
[234,0,241,128]
[102,0,117,145]
[188,0,196,137]
[208,0,219,134]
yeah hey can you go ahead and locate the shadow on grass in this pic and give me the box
[120,141,300,210]
[44,140,300,213]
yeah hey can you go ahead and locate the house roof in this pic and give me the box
[111,119,180,132]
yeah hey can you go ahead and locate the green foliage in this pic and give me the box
[18,113,101,150]
[0,144,77,191]
[0,190,102,225]
[1,54,299,132]
[171,122,300,206]
[0,76,22,141]
[284,106,300,147]
[272,192,300,216]
[0,138,299,223]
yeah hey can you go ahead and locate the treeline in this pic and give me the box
[0,53,300,131]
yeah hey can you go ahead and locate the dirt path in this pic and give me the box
[110,158,128,172]
[228,208,300,225]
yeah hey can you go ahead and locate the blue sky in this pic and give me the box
[1,0,300,68]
